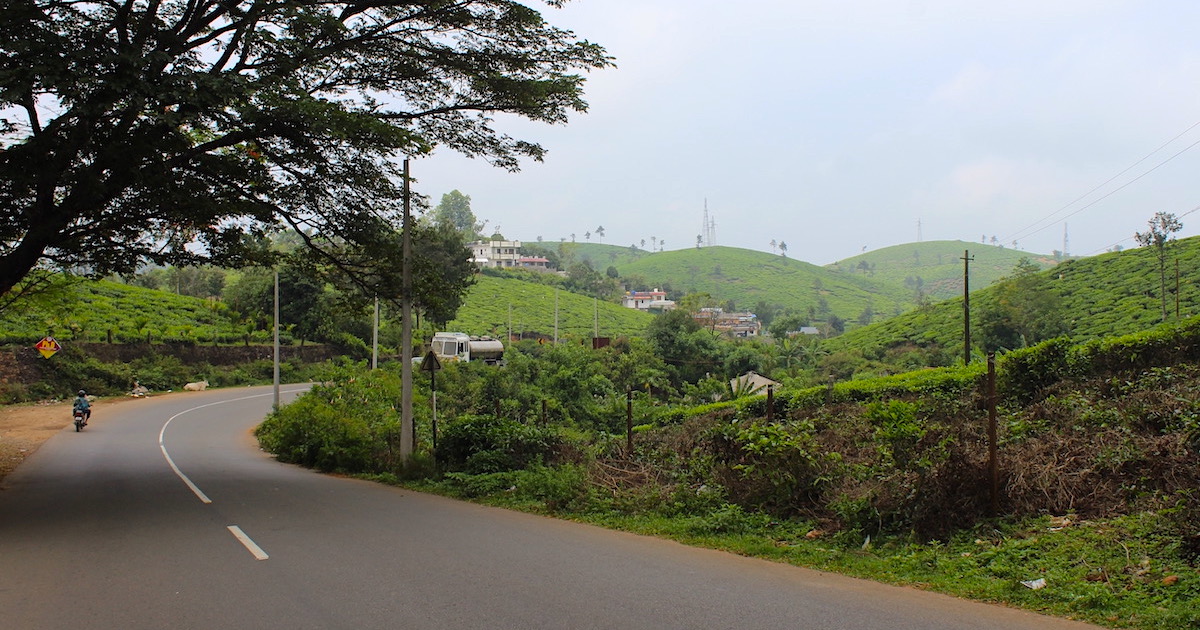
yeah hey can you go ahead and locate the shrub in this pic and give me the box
[438,414,564,474]
[440,471,519,498]
[255,395,378,472]
[995,337,1074,404]
[706,419,841,515]
[864,400,925,467]
[686,503,773,535]
[512,463,592,511]
[254,367,405,473]
[1071,317,1200,376]
[329,331,370,360]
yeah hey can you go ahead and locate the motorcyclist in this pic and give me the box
[72,389,91,426]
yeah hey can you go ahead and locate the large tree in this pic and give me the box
[977,258,1068,352]
[0,1,610,298]
[645,308,720,386]
[432,190,482,240]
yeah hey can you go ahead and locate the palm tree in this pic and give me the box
[776,336,804,370]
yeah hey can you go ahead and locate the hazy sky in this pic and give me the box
[412,0,1200,265]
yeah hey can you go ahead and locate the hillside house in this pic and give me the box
[518,256,551,270]
[622,289,676,311]
[730,371,780,395]
[694,308,761,337]
[470,239,522,268]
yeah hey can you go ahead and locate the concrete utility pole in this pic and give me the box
[372,296,379,370]
[273,269,280,410]
[400,159,414,461]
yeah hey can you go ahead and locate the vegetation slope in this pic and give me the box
[615,246,914,322]
[821,235,1200,363]
[827,239,1060,301]
[447,274,653,339]
[0,277,247,345]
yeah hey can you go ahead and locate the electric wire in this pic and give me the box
[1002,120,1200,246]
[1085,203,1200,256]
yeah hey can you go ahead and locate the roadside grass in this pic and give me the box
[281,328,1200,630]
[395,476,1199,630]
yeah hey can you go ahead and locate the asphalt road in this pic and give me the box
[0,385,1101,629]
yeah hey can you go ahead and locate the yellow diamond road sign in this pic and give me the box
[35,336,61,359]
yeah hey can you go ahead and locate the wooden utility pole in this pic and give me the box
[400,158,414,461]
[1176,259,1181,319]
[626,390,633,453]
[962,250,974,365]
[987,353,999,515]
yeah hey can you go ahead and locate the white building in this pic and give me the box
[470,239,522,268]
[622,289,676,311]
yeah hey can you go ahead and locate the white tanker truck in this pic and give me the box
[429,332,505,365]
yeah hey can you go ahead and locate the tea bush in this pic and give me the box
[438,414,565,474]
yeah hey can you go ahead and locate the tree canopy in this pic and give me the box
[0,1,611,298]
[977,258,1068,352]
[1134,212,1183,321]
[432,190,482,241]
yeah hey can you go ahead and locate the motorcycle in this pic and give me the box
[73,409,87,432]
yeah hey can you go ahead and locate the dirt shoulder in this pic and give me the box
[0,396,161,483]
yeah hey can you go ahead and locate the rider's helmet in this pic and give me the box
[78,389,86,396]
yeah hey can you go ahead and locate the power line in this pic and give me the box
[1003,120,1200,245]
[1085,203,1200,256]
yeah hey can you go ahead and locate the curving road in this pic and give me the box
[0,385,1100,629]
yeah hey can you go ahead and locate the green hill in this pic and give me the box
[0,274,652,347]
[513,240,1059,327]
[826,240,1059,301]
[614,246,914,324]
[0,278,245,345]
[448,274,653,339]
[822,235,1200,358]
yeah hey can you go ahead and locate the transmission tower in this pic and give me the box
[1063,223,1070,257]
[702,199,717,247]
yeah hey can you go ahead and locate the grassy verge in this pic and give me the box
[394,477,1198,629]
